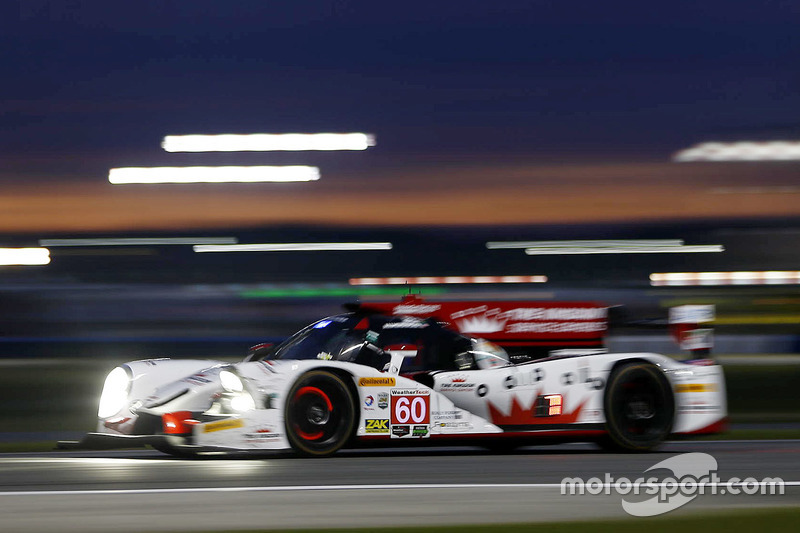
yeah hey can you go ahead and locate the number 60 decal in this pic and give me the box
[390,392,430,425]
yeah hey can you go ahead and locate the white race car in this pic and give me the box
[65,296,727,456]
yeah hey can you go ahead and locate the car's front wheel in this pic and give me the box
[284,370,356,457]
[601,362,675,452]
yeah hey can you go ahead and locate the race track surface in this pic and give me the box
[1,441,798,532]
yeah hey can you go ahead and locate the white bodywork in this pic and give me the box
[96,350,726,452]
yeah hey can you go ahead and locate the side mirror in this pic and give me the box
[245,342,274,361]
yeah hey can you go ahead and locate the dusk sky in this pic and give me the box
[2,1,799,233]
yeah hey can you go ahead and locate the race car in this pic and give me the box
[63,296,727,456]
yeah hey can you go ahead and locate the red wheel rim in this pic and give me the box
[293,386,333,440]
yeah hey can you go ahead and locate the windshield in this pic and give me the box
[258,312,492,373]
[262,315,367,362]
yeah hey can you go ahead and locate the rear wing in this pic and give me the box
[357,295,608,360]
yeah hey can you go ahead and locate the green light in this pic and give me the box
[239,286,447,299]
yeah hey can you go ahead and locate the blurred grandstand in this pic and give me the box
[1,218,799,358]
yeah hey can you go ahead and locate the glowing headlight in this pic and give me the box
[98,366,130,418]
[219,370,244,392]
[230,393,256,412]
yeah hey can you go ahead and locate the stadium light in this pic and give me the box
[524,245,724,255]
[193,242,393,253]
[162,133,376,152]
[349,275,548,285]
[39,237,238,247]
[109,166,320,184]
[650,271,800,286]
[0,248,50,266]
[673,141,800,162]
[487,240,684,250]
[486,240,724,255]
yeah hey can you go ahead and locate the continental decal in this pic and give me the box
[358,377,396,387]
[203,418,245,433]
[364,419,390,433]
[675,383,718,393]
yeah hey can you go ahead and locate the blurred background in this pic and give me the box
[1,5,800,533]
[1,1,798,362]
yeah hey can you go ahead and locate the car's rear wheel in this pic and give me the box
[284,371,356,457]
[601,362,674,452]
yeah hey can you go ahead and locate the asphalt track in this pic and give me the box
[1,441,799,532]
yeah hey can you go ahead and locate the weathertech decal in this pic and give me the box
[389,389,431,438]
[203,419,245,433]
[359,377,396,387]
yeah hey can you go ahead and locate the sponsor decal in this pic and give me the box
[183,373,212,385]
[412,425,429,437]
[203,418,244,433]
[675,383,717,393]
[393,304,442,314]
[586,409,602,421]
[507,322,605,334]
[502,307,607,321]
[359,377,396,387]
[438,421,471,430]
[432,410,464,420]
[505,368,544,389]
[440,376,477,392]
[458,315,507,334]
[365,395,375,407]
[678,404,722,413]
[377,392,389,409]
[390,389,431,425]
[562,369,604,390]
[390,389,431,438]
[578,366,605,390]
[383,317,429,329]
[367,299,607,340]
[392,425,410,437]
[245,429,282,441]
[450,305,607,336]
[365,419,390,433]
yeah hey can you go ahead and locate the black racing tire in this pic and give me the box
[600,362,675,452]
[284,370,357,457]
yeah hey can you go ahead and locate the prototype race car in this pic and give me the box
[64,296,727,456]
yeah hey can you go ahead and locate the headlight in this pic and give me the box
[218,370,255,412]
[229,393,256,412]
[219,370,244,392]
[98,366,130,418]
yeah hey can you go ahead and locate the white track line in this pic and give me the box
[0,482,798,497]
